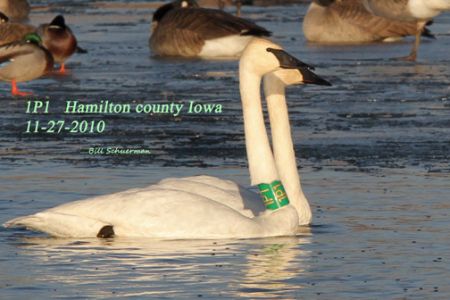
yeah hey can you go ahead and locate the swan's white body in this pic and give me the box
[199,35,253,58]
[7,175,297,239]
[4,39,321,239]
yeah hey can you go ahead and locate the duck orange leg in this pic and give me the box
[58,63,67,74]
[11,80,32,96]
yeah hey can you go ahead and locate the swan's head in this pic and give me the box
[242,39,331,86]
[240,38,284,77]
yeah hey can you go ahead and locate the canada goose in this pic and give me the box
[303,0,433,44]
[199,0,242,16]
[37,15,79,74]
[0,12,36,46]
[0,33,53,96]
[150,0,270,58]
[363,0,450,60]
[0,0,30,21]
[4,38,331,238]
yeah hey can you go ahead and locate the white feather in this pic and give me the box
[199,35,254,58]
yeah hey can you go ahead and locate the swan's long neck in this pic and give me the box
[263,75,312,225]
[239,69,279,185]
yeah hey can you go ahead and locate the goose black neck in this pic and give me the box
[152,0,199,22]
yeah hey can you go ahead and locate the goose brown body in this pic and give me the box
[362,0,450,60]
[303,0,432,44]
[0,0,30,21]
[363,0,416,22]
[150,0,270,57]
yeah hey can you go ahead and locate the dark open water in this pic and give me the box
[1,1,449,299]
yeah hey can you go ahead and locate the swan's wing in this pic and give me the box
[4,187,266,239]
[170,175,239,192]
[180,175,263,209]
[158,176,264,217]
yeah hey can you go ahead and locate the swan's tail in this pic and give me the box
[4,215,41,229]
[3,212,110,238]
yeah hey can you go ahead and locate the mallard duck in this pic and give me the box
[0,14,85,73]
[0,12,36,46]
[0,33,53,96]
[0,0,30,21]
[149,0,270,58]
[303,0,433,44]
[37,15,78,74]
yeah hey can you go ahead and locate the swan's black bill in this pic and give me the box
[267,48,315,70]
[298,67,332,86]
[267,48,332,86]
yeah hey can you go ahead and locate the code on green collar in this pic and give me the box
[257,180,290,211]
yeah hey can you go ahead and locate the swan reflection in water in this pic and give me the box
[237,230,312,298]
[9,230,311,298]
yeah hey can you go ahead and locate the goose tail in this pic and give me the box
[75,46,88,54]
[422,26,435,39]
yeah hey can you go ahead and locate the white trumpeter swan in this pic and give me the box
[149,0,270,58]
[363,0,450,60]
[4,38,331,239]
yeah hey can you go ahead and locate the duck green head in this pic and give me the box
[23,33,43,45]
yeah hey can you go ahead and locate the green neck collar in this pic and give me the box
[258,180,290,211]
